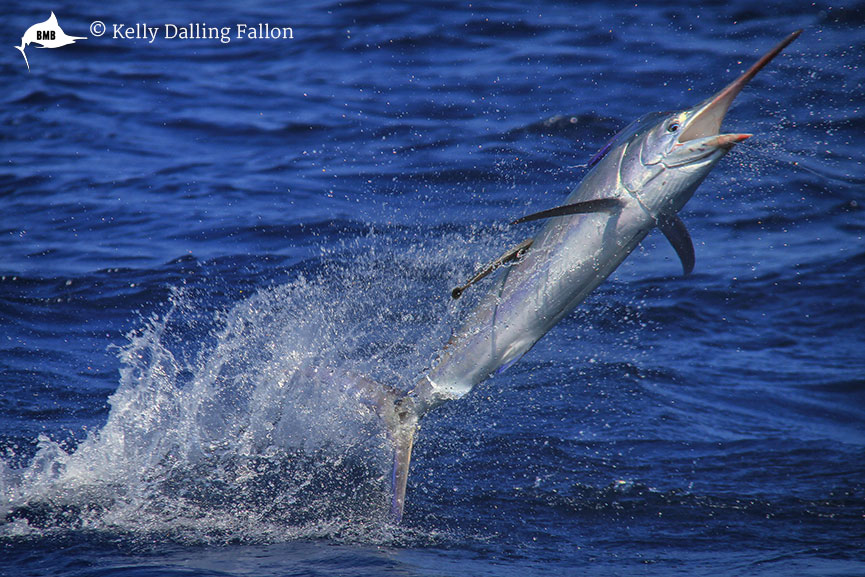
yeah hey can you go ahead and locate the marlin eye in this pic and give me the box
[667,122,680,133]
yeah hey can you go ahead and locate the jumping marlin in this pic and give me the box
[16,12,86,71]
[353,31,801,522]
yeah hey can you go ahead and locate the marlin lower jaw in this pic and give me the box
[706,133,752,147]
[663,133,751,168]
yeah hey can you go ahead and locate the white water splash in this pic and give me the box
[0,231,506,543]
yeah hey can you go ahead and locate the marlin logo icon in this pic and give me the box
[16,12,86,71]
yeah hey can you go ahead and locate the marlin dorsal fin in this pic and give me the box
[657,213,695,275]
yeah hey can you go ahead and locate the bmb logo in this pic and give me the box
[16,12,86,71]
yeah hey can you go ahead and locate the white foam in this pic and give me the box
[0,230,506,543]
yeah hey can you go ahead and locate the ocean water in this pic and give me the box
[2,1,864,575]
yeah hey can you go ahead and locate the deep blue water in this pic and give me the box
[2,1,864,575]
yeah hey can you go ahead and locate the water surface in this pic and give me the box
[2,1,864,575]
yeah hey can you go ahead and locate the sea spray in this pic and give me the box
[0,228,510,542]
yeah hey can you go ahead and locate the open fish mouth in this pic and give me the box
[677,30,802,145]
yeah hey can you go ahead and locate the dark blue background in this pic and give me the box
[2,1,864,575]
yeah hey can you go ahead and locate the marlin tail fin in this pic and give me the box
[16,45,30,71]
[387,398,419,521]
[327,368,419,522]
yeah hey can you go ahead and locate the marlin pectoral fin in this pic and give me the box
[452,237,533,299]
[657,214,695,275]
[511,198,622,225]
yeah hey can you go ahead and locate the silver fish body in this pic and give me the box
[382,30,802,521]
[423,134,656,404]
